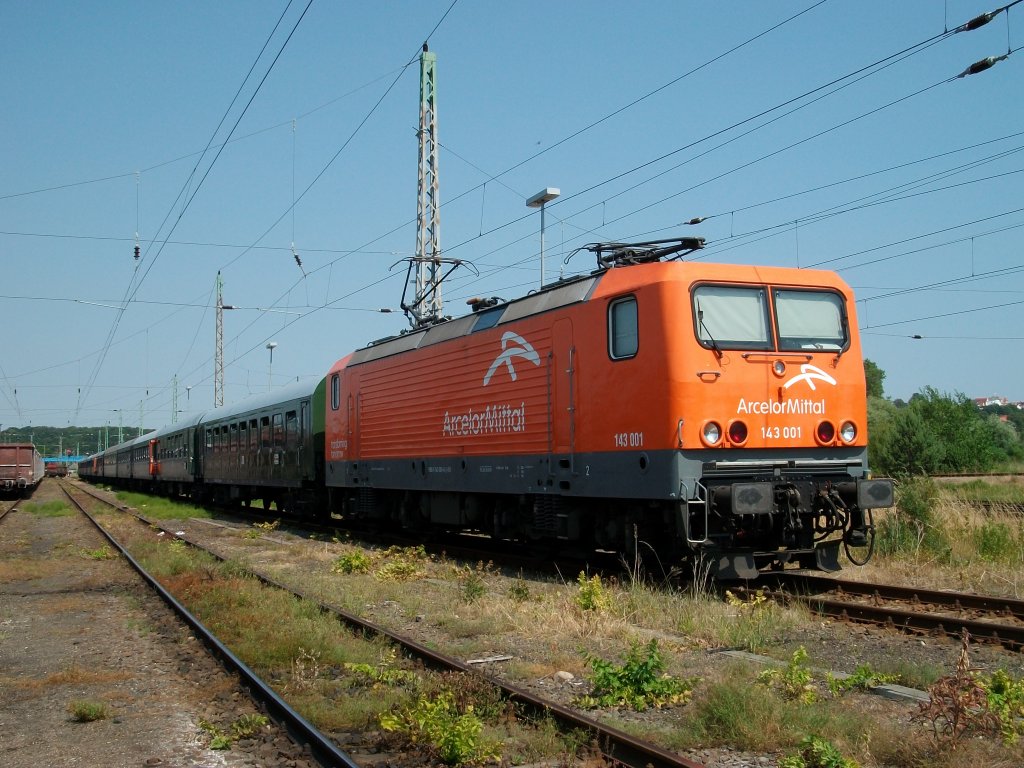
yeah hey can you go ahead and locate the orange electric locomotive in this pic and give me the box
[324,239,893,578]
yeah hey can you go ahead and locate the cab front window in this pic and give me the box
[774,289,847,351]
[692,285,771,350]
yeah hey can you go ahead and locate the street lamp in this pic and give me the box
[266,342,278,391]
[526,187,560,289]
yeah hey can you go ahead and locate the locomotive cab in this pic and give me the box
[675,272,894,578]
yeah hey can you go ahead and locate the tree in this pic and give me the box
[864,359,885,399]
[874,406,944,476]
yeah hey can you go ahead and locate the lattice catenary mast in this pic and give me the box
[215,271,225,407]
[410,43,442,327]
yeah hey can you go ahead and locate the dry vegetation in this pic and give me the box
[100,479,1024,768]
[851,478,1024,597]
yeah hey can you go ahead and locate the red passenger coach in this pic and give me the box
[326,239,893,577]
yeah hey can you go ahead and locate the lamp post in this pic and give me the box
[266,342,278,391]
[526,187,560,290]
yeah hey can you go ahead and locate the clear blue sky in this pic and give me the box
[2,0,1022,434]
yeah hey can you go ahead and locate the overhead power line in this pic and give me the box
[75,0,314,420]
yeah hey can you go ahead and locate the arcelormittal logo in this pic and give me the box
[483,332,540,386]
[782,363,837,392]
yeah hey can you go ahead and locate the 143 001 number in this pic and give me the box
[761,425,802,439]
[613,431,644,448]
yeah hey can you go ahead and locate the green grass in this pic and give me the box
[114,490,213,520]
[67,700,108,722]
[938,479,1024,505]
[23,500,72,517]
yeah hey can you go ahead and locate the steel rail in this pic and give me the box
[791,593,1024,649]
[767,572,1024,620]
[58,481,361,768]
[754,573,1024,650]
[69,480,705,768]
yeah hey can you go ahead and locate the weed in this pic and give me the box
[375,545,429,582]
[380,689,501,766]
[573,571,610,612]
[577,639,693,711]
[332,550,372,574]
[67,700,108,722]
[80,545,116,561]
[231,713,269,739]
[826,664,899,697]
[977,668,1024,744]
[778,735,860,768]
[291,647,322,690]
[507,577,531,602]
[245,519,280,539]
[914,632,1000,748]
[344,649,419,689]
[454,562,490,603]
[722,588,791,652]
[757,647,817,704]
[199,714,269,749]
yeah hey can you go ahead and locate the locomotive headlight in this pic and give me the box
[702,421,722,446]
[840,421,857,443]
[772,360,786,377]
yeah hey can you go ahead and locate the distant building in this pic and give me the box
[975,395,1009,407]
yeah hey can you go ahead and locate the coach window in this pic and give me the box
[692,284,771,350]
[260,417,271,447]
[331,373,340,410]
[206,429,213,450]
[239,421,247,450]
[608,296,639,359]
[230,423,238,453]
[285,410,298,449]
[273,414,284,447]
[249,419,258,450]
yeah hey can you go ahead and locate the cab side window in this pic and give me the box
[608,296,638,359]
[331,374,340,410]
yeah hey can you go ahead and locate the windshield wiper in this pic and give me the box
[697,304,723,359]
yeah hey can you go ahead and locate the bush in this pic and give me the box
[573,572,610,612]
[577,639,693,711]
[380,690,501,765]
[757,647,817,704]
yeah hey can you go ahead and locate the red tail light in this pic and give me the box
[816,420,836,444]
[728,420,748,445]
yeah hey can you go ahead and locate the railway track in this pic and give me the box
[65,479,707,768]
[58,481,360,768]
[753,572,1024,650]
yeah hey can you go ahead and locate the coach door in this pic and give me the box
[551,318,576,467]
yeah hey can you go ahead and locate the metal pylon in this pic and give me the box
[411,44,441,328]
[215,272,225,408]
